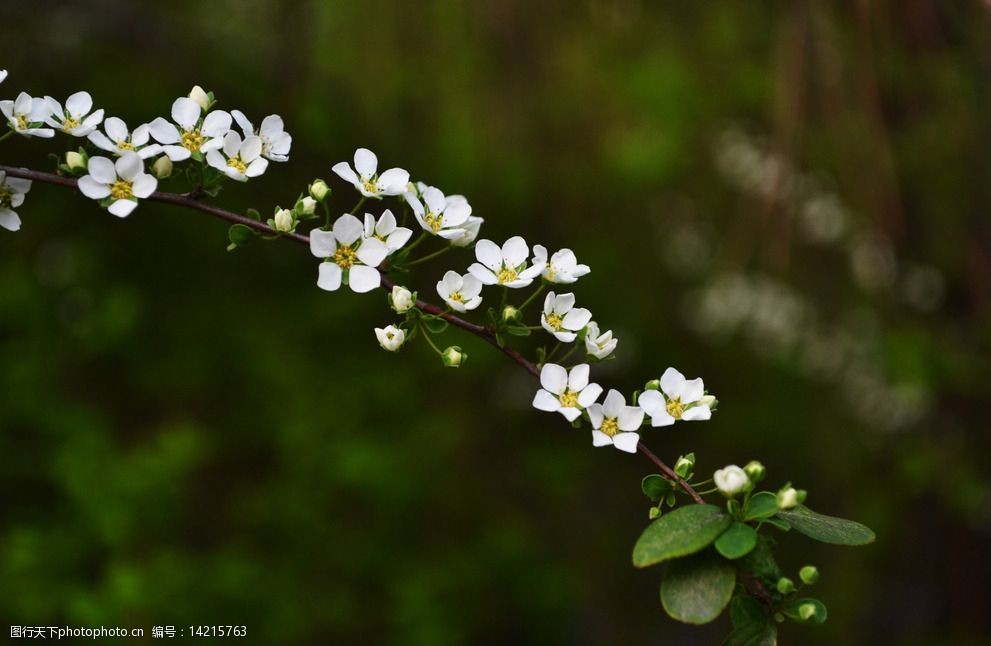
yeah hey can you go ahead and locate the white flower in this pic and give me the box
[44,91,103,136]
[231,110,292,162]
[1,92,54,138]
[0,170,31,232]
[584,321,618,359]
[390,285,415,313]
[374,325,406,351]
[468,236,545,288]
[189,85,211,111]
[637,367,713,427]
[448,216,484,247]
[777,487,799,510]
[404,185,472,239]
[532,363,602,422]
[588,389,644,453]
[332,148,409,198]
[532,245,590,284]
[0,70,7,85]
[77,152,157,218]
[309,214,388,293]
[436,271,483,312]
[206,132,268,182]
[298,196,317,215]
[149,97,232,161]
[540,292,592,342]
[273,208,294,232]
[714,465,750,497]
[88,117,161,158]
[362,210,412,255]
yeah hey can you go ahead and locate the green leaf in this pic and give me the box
[633,504,732,568]
[783,598,828,625]
[228,224,254,246]
[776,505,875,546]
[760,517,790,532]
[724,622,778,646]
[729,595,766,629]
[715,522,758,560]
[505,325,532,337]
[660,553,736,625]
[743,492,778,521]
[739,535,783,584]
[641,474,672,502]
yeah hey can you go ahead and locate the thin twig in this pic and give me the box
[0,164,704,504]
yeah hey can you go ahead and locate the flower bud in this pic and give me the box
[442,345,466,368]
[799,565,819,585]
[698,394,717,409]
[674,453,695,479]
[151,156,173,179]
[390,285,415,314]
[309,179,330,201]
[297,196,317,215]
[189,85,211,111]
[776,577,795,594]
[644,378,661,391]
[272,208,294,233]
[713,465,750,497]
[744,460,766,483]
[65,151,87,172]
[648,507,660,520]
[798,603,817,622]
[374,325,405,352]
[777,485,806,510]
[501,305,521,323]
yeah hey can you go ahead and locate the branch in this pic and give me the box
[0,164,703,504]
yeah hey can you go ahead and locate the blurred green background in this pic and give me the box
[2,1,990,644]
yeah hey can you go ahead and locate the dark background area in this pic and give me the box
[1,1,990,644]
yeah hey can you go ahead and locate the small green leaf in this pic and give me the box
[723,621,778,646]
[641,474,672,502]
[505,325,532,337]
[783,598,828,625]
[715,522,758,560]
[729,595,766,629]
[739,535,783,584]
[761,517,791,532]
[228,224,254,246]
[633,504,732,568]
[660,553,736,625]
[776,506,875,546]
[743,492,778,521]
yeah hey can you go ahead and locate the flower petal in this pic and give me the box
[87,156,117,184]
[317,262,342,291]
[353,148,377,177]
[532,389,561,412]
[78,175,111,199]
[591,430,613,447]
[612,432,640,453]
[309,229,337,258]
[660,367,686,400]
[108,199,138,218]
[540,363,568,395]
[348,264,381,293]
[567,364,590,391]
[171,97,200,129]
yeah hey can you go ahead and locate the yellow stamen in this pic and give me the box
[361,177,378,194]
[559,389,579,408]
[180,129,204,152]
[333,246,358,269]
[423,212,443,233]
[496,265,519,284]
[545,312,564,330]
[15,115,29,130]
[60,116,80,132]
[227,157,247,173]
[666,398,684,420]
[448,291,464,303]
[600,418,619,437]
[110,180,133,200]
[117,140,134,151]
[0,188,12,208]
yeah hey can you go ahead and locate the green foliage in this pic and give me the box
[660,553,736,625]
[633,504,732,568]
[743,492,778,521]
[726,596,777,645]
[784,598,828,625]
[776,506,876,546]
[641,474,673,502]
[714,522,758,559]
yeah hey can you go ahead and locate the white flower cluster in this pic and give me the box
[0,80,292,226]
[533,366,716,453]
